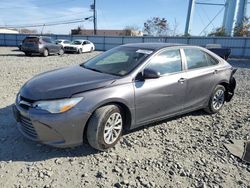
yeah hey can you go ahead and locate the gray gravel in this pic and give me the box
[0,47,249,188]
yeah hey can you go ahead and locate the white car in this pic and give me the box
[64,40,95,53]
[54,39,71,48]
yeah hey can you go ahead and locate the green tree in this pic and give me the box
[208,27,226,37]
[123,25,140,36]
[143,17,169,36]
[234,17,250,37]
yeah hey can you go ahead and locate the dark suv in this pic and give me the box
[21,36,64,57]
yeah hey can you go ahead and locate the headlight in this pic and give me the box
[33,97,83,114]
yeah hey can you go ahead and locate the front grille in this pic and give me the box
[18,96,34,110]
[20,96,35,103]
[65,47,75,50]
[19,115,38,139]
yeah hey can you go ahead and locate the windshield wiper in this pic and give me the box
[82,64,105,74]
[81,64,121,77]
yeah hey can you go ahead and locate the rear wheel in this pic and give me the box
[87,105,123,151]
[43,49,49,57]
[25,52,32,56]
[205,85,225,114]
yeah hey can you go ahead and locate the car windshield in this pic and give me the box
[81,46,153,76]
[72,41,82,45]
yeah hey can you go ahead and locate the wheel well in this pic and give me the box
[218,82,229,90]
[218,82,231,102]
[82,102,132,142]
[43,48,49,53]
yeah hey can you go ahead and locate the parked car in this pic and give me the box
[206,44,231,60]
[55,39,71,48]
[64,40,95,53]
[13,43,237,151]
[21,36,64,57]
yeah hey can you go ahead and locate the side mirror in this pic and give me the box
[142,68,160,79]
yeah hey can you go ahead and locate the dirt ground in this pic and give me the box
[0,47,249,188]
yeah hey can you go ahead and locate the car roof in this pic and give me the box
[55,39,70,41]
[73,39,87,42]
[122,43,186,50]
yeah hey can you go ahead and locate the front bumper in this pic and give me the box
[13,103,91,148]
[64,48,78,52]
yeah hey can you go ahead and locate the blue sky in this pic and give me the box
[0,0,249,35]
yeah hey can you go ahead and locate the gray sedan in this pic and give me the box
[13,43,237,151]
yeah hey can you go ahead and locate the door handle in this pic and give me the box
[178,78,186,83]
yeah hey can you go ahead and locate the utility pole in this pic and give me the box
[93,0,97,35]
[41,24,45,35]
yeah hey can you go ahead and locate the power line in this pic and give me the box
[196,2,225,6]
[199,6,225,35]
[200,6,215,28]
[2,16,93,28]
[0,0,77,9]
[11,12,86,24]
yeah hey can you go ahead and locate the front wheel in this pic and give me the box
[87,105,123,151]
[77,48,82,54]
[205,85,225,114]
[58,48,64,55]
[43,49,49,57]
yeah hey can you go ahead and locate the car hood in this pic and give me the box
[64,44,80,48]
[20,65,118,101]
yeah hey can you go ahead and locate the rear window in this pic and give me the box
[42,37,52,43]
[23,37,39,43]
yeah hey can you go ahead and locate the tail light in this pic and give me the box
[37,40,42,44]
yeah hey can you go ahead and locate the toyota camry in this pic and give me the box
[13,43,237,151]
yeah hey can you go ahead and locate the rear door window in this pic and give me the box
[184,49,209,70]
[205,53,219,66]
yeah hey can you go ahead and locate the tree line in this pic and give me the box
[17,16,250,37]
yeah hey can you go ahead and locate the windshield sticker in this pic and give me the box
[136,49,153,55]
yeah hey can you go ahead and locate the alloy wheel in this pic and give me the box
[103,112,122,144]
[212,89,225,110]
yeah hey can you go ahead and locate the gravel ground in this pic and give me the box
[0,47,249,188]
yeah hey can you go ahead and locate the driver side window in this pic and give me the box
[146,49,182,75]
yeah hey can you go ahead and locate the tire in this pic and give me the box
[205,85,226,114]
[90,47,94,53]
[77,48,82,54]
[43,49,49,57]
[58,48,64,56]
[87,105,123,151]
[25,52,32,56]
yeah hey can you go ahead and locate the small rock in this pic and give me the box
[169,170,175,175]
[114,182,122,188]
